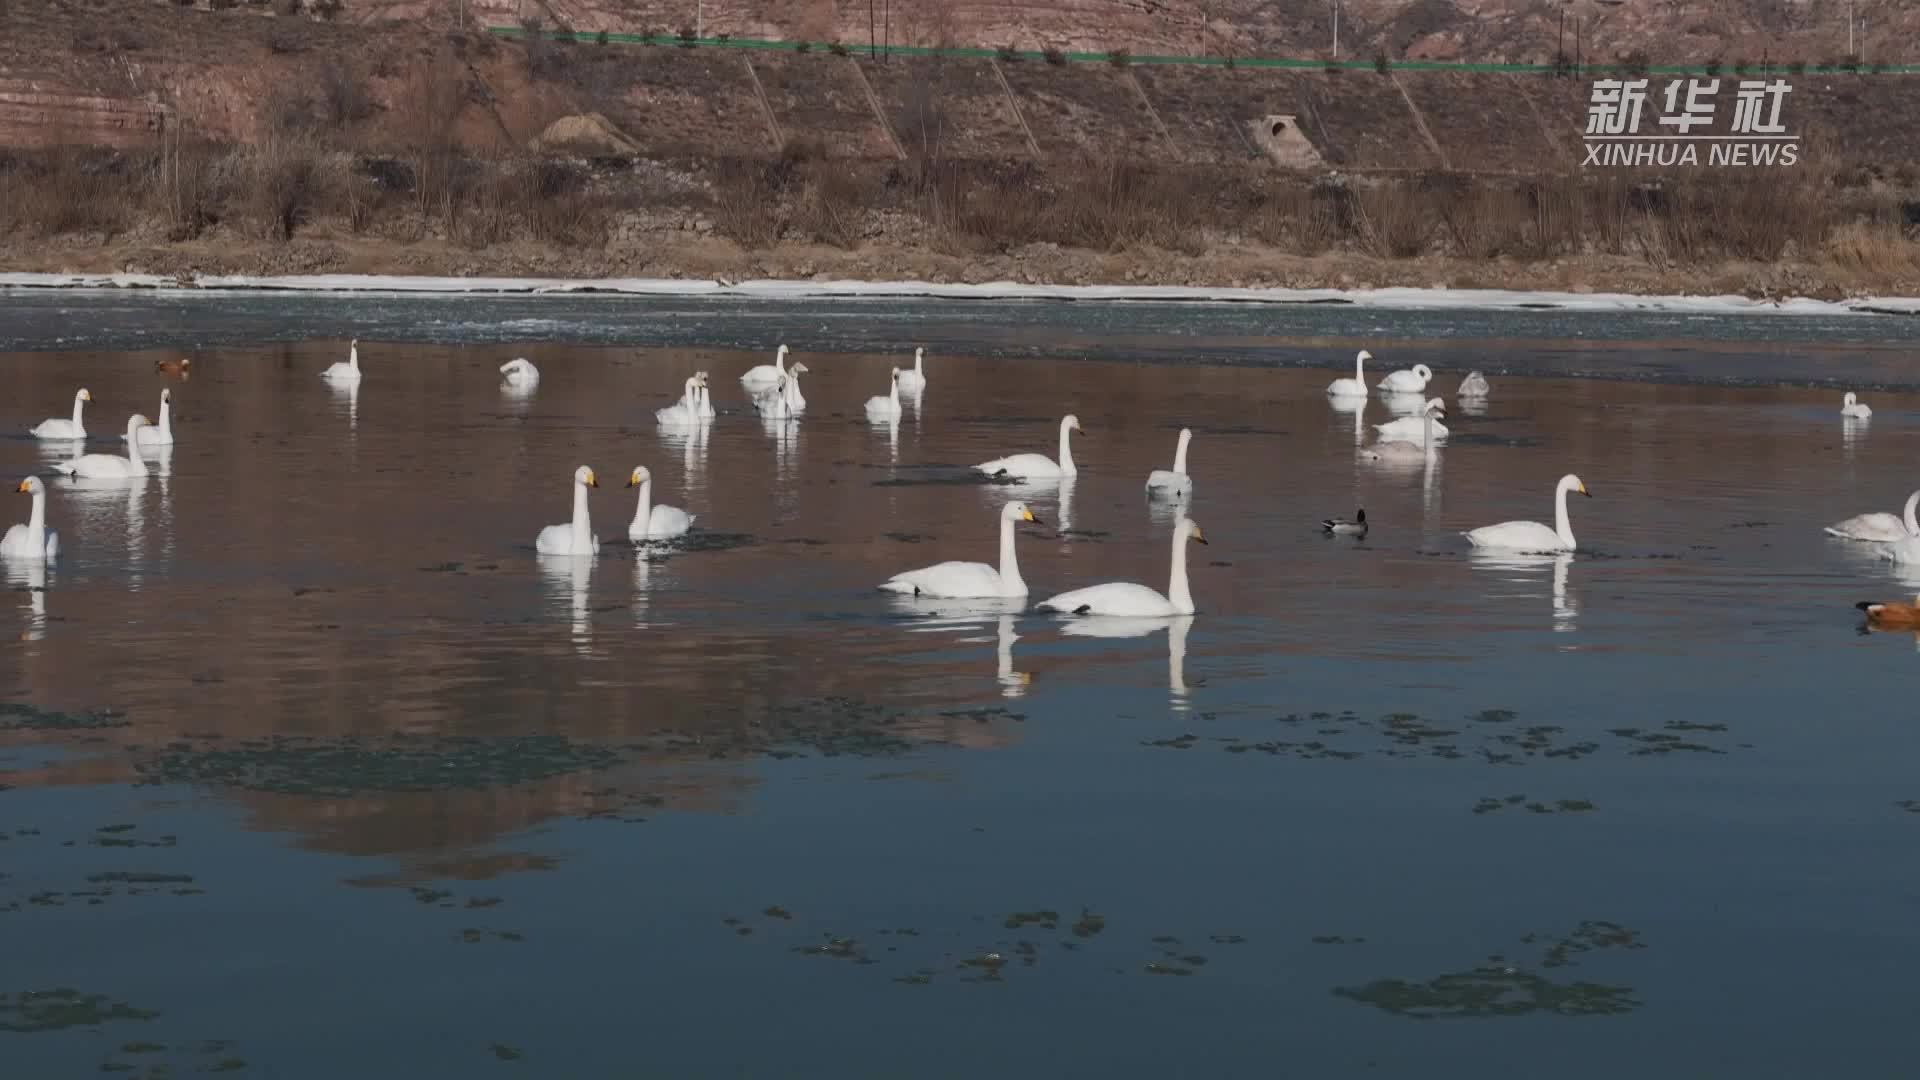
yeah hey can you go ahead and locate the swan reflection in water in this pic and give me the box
[868,410,901,466]
[887,596,1031,698]
[1843,414,1869,462]
[1057,614,1194,711]
[1379,389,1429,417]
[657,417,712,500]
[1468,550,1577,635]
[538,552,595,657]
[1328,393,1366,447]
[329,378,360,432]
[3,557,48,641]
[57,473,149,588]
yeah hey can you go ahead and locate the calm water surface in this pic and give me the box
[5,299,1920,1076]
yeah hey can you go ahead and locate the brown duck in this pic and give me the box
[155,357,191,378]
[1857,596,1920,629]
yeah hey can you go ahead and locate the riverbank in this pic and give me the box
[6,232,1920,308]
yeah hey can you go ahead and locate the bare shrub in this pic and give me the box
[318,60,374,131]
[1353,182,1428,257]
[246,136,331,240]
[712,159,780,247]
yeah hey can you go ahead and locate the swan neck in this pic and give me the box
[1172,433,1189,473]
[72,394,86,426]
[630,477,653,531]
[1354,353,1365,380]
[157,398,172,436]
[1554,480,1575,548]
[573,479,593,545]
[1058,421,1076,474]
[27,487,46,537]
[890,376,900,406]
[126,421,149,474]
[1169,527,1194,614]
[998,511,1024,593]
[1904,491,1919,534]
[349,344,360,372]
[914,351,924,373]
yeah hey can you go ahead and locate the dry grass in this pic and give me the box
[0,126,1913,276]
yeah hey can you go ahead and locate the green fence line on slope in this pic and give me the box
[485,27,1920,76]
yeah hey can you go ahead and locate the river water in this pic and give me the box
[3,292,1920,1076]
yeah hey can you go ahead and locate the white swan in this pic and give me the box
[866,368,904,420]
[1377,363,1433,394]
[656,375,705,426]
[879,501,1040,598]
[1881,534,1920,566]
[2,477,60,560]
[626,466,695,540]
[896,347,928,394]
[740,344,790,391]
[1374,398,1449,443]
[55,415,151,479]
[535,466,600,555]
[1362,401,1444,462]
[1842,392,1873,419]
[1826,491,1920,542]
[122,389,174,446]
[30,388,91,439]
[753,363,808,418]
[1038,517,1207,617]
[977,414,1083,480]
[1465,473,1591,552]
[1327,350,1370,398]
[1145,428,1192,498]
[322,339,363,382]
[500,357,540,387]
[695,372,716,419]
[1459,371,1490,399]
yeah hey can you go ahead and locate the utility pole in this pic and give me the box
[697,0,703,39]
[1848,0,1854,58]
[1331,0,1339,60]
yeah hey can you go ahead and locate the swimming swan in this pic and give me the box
[896,347,928,394]
[1038,517,1207,617]
[1,477,60,560]
[1458,371,1490,399]
[756,366,809,420]
[55,415,152,479]
[1826,490,1920,542]
[1145,428,1192,498]
[879,501,1041,598]
[1377,363,1434,394]
[657,375,705,426]
[695,372,716,419]
[535,466,600,555]
[741,344,790,391]
[866,367,904,420]
[626,465,695,540]
[30,388,91,439]
[1841,392,1872,419]
[500,358,540,387]
[1374,398,1449,442]
[1362,401,1444,463]
[1465,473,1591,552]
[1326,350,1370,398]
[322,339,363,383]
[976,415,1084,480]
[122,389,174,446]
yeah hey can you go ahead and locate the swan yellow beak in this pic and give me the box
[585,470,599,488]
[15,480,29,494]
[627,472,642,487]
[1021,508,1038,523]
[80,390,92,401]
[1577,483,1592,497]
[1191,527,1208,545]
